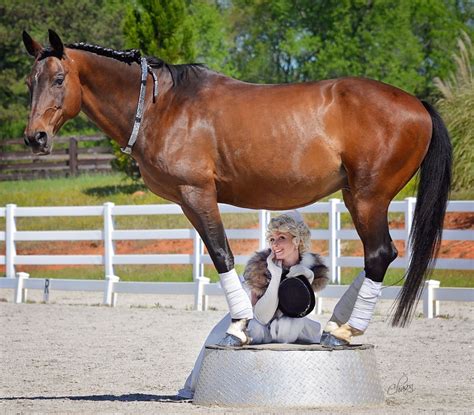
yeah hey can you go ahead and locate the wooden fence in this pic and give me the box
[0,135,115,181]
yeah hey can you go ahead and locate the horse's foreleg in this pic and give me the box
[179,185,253,346]
[323,190,398,346]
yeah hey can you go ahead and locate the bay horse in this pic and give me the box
[22,30,451,346]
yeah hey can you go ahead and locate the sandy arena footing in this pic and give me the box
[1,291,473,414]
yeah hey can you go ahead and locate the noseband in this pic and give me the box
[121,57,158,155]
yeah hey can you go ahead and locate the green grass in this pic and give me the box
[0,173,261,231]
[18,265,195,282]
[0,173,150,206]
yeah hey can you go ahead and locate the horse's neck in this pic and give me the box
[72,50,140,147]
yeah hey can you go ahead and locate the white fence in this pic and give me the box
[0,199,473,316]
[4,273,473,319]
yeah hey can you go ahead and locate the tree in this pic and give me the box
[123,0,196,62]
[230,0,306,83]
[434,32,473,193]
[190,0,239,76]
[410,0,474,97]
[122,0,235,69]
[302,0,424,93]
[230,0,473,97]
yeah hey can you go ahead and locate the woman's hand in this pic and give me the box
[266,252,282,277]
[287,264,314,284]
[253,252,283,325]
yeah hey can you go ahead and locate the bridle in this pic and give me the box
[121,57,158,155]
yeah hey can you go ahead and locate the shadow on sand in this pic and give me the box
[0,393,191,403]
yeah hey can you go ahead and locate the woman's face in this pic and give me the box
[268,231,299,266]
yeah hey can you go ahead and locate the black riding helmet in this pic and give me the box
[278,270,315,318]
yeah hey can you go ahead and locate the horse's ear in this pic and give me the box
[48,29,64,58]
[23,31,43,58]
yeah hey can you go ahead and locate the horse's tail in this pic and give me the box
[391,100,452,327]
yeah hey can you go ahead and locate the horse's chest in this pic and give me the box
[138,162,183,203]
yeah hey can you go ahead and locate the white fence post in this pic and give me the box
[423,279,440,318]
[103,202,115,278]
[258,210,270,250]
[313,292,322,315]
[193,230,204,281]
[199,237,204,278]
[328,199,341,284]
[14,272,29,303]
[195,276,210,311]
[43,279,50,303]
[103,274,119,306]
[5,204,17,278]
[405,197,416,274]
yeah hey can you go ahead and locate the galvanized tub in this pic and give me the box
[193,343,385,408]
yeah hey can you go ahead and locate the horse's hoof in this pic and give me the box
[217,333,245,347]
[222,318,250,346]
[320,331,330,343]
[321,333,349,347]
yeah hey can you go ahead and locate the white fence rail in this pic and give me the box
[3,273,473,319]
[1,199,472,281]
[0,199,473,316]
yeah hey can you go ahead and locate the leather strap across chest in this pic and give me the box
[121,57,158,155]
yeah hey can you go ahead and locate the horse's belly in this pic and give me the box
[216,158,345,210]
[215,128,345,209]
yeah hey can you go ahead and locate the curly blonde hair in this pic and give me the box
[265,213,311,255]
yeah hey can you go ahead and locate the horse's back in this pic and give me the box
[205,74,432,169]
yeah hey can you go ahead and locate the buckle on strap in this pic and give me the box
[122,57,149,156]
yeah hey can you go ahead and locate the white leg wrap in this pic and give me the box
[219,269,253,320]
[332,271,366,324]
[347,278,382,332]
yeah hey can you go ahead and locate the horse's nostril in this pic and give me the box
[34,131,47,145]
[24,136,30,146]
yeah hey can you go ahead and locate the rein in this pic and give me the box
[121,57,158,155]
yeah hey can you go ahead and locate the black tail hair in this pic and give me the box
[391,101,452,327]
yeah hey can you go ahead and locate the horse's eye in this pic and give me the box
[53,77,64,86]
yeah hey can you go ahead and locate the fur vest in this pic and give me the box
[243,248,329,299]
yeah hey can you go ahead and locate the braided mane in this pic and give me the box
[66,42,142,64]
[61,42,208,87]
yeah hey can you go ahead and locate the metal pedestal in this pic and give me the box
[194,343,384,408]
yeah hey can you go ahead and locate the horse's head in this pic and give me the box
[22,30,81,155]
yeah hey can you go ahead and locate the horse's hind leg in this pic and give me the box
[323,189,398,345]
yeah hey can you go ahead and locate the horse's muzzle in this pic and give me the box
[25,131,51,155]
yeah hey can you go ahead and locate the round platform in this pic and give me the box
[193,343,385,408]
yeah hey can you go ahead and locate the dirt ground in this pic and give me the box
[1,291,473,414]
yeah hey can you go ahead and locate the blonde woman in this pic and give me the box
[178,211,328,399]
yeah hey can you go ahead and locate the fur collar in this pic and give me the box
[243,248,329,299]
